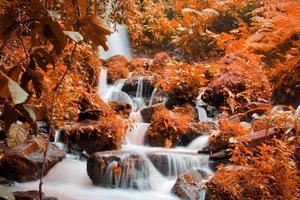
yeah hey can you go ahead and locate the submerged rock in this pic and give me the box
[0,138,65,182]
[171,169,206,200]
[87,151,150,189]
[13,190,57,200]
[62,119,125,154]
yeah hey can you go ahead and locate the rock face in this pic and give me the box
[171,169,206,200]
[0,139,65,182]
[87,151,150,189]
[103,55,129,83]
[122,75,155,98]
[13,190,57,200]
[62,119,125,154]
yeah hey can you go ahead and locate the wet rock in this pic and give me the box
[140,103,164,123]
[122,75,155,98]
[109,102,132,118]
[0,138,65,182]
[146,151,209,177]
[13,190,57,200]
[171,169,206,200]
[62,119,125,154]
[103,55,129,83]
[87,151,150,189]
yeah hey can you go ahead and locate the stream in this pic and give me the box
[8,25,211,200]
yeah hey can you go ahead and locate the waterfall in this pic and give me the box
[8,24,211,200]
[126,123,150,145]
[149,88,157,106]
[98,68,108,100]
[99,24,132,60]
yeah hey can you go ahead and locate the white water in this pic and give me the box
[99,24,132,60]
[7,25,211,200]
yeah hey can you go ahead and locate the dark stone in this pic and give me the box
[87,151,150,189]
[13,190,57,200]
[0,176,14,186]
[171,169,206,200]
[209,150,229,161]
[122,76,155,98]
[61,119,125,154]
[78,109,103,122]
[0,139,65,182]
[140,103,164,123]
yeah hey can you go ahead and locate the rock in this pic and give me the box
[146,151,209,177]
[0,176,14,186]
[140,103,164,123]
[62,119,125,154]
[149,52,170,72]
[77,109,103,122]
[122,75,155,98]
[103,55,129,83]
[13,190,57,200]
[109,102,132,118]
[171,169,206,200]
[145,105,206,147]
[242,128,282,148]
[87,151,150,189]
[128,58,152,72]
[0,138,65,182]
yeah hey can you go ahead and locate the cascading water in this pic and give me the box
[7,24,211,200]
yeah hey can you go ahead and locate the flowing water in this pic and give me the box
[7,25,211,200]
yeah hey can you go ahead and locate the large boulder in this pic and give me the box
[61,118,125,154]
[13,190,57,200]
[145,105,208,147]
[103,55,129,83]
[0,137,65,182]
[87,151,150,189]
[171,169,207,200]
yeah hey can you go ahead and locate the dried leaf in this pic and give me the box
[31,135,47,152]
[0,185,15,200]
[7,122,30,148]
[0,13,17,39]
[43,17,66,54]
[33,48,52,71]
[77,0,87,18]
[0,70,28,104]
[63,31,84,43]
[23,104,37,121]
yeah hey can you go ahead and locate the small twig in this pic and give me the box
[39,43,77,200]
